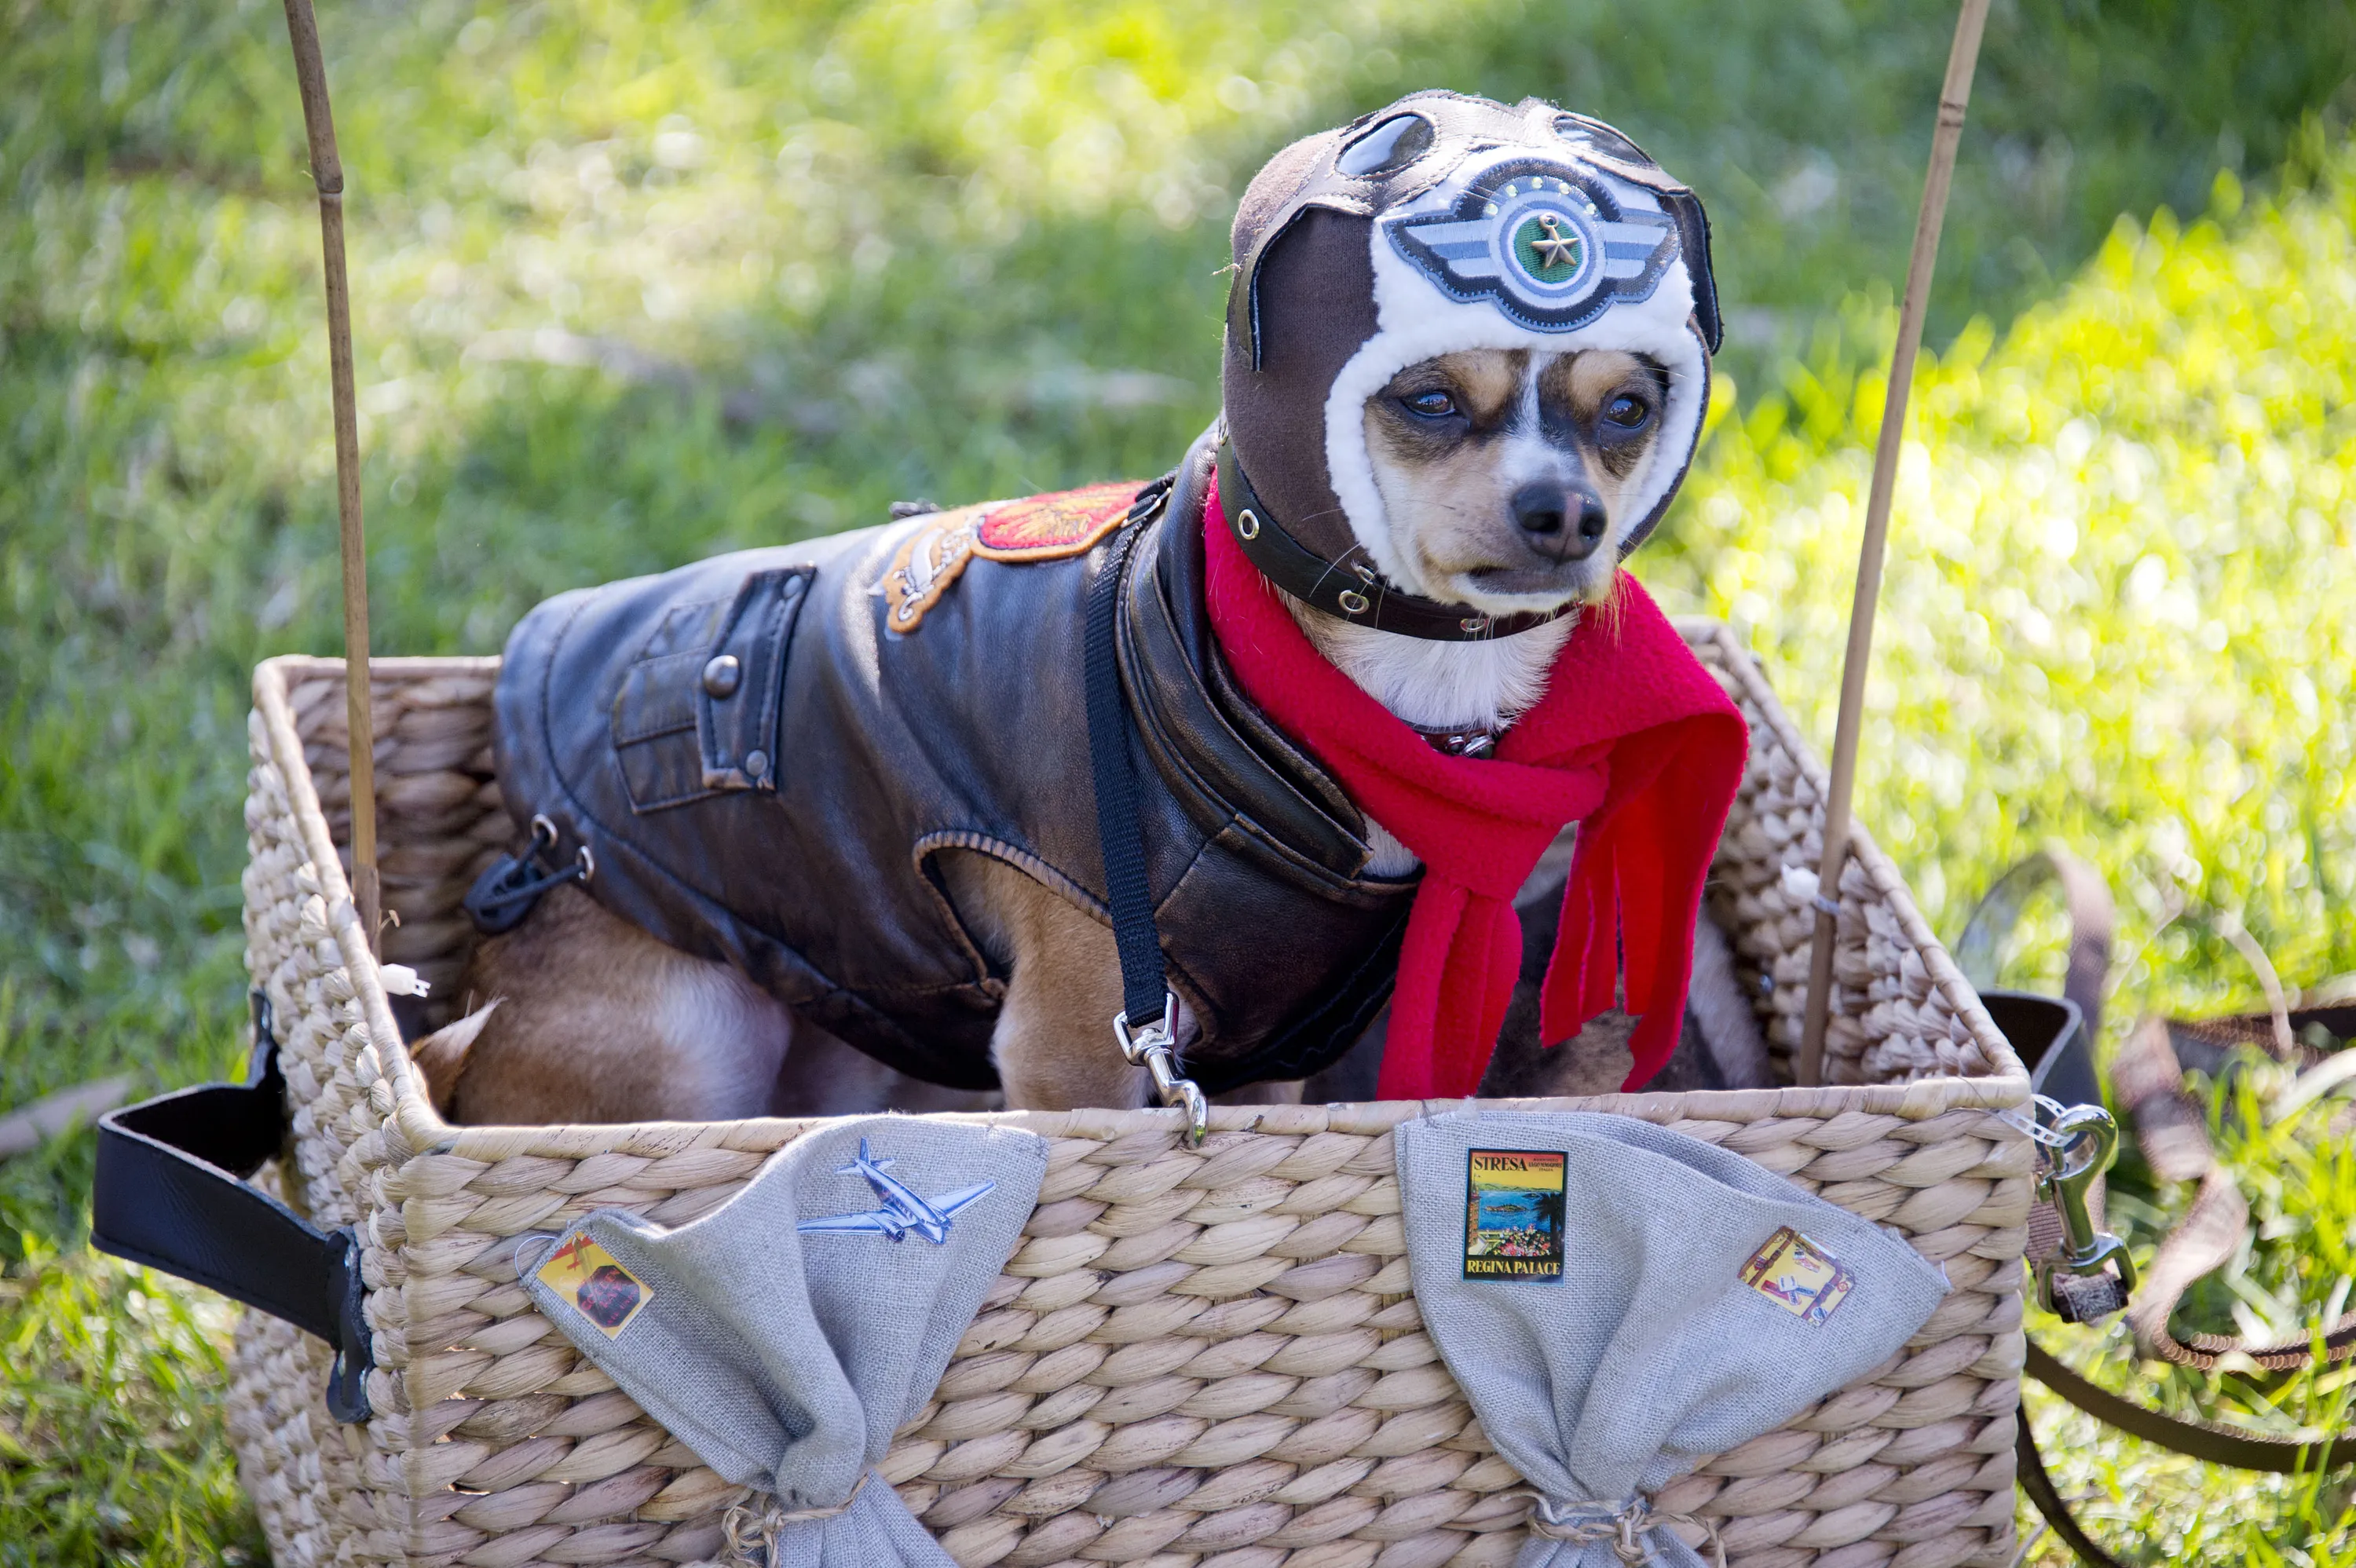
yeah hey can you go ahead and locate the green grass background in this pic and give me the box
[2,0,2354,1559]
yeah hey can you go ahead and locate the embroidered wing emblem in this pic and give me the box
[883,504,986,632]
[881,481,1144,632]
[1386,157,1678,333]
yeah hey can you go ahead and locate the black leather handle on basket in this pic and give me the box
[90,993,374,1423]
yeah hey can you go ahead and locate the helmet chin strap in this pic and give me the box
[1213,435,1576,643]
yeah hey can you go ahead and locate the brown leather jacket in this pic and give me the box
[493,431,1414,1093]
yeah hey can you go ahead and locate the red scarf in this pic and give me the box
[1200,477,1748,1096]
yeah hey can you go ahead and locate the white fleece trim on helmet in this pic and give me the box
[1323,167,1708,603]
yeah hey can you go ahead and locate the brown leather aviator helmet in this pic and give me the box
[1219,91,1722,636]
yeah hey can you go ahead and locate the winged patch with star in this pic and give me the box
[1384,158,1681,333]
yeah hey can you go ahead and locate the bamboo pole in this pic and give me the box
[1796,0,1992,1085]
[280,0,379,954]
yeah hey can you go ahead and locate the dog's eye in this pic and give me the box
[1602,393,1652,429]
[1402,389,1458,418]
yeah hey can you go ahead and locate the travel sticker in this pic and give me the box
[1462,1148,1568,1281]
[535,1231,651,1338]
[1739,1226,1856,1325]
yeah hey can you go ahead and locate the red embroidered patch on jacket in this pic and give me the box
[882,481,1143,632]
[972,481,1144,559]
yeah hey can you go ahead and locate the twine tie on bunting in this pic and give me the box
[722,1471,874,1566]
[1517,1493,1729,1568]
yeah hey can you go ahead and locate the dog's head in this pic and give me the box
[1363,346,1670,611]
[1221,92,1720,625]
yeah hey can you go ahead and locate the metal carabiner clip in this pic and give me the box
[2029,1098,2137,1322]
[1113,992,1209,1147]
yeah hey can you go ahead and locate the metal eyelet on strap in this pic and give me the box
[530,814,594,883]
[1236,508,1260,540]
[1337,589,1371,615]
[1114,993,1209,1146]
[463,815,594,934]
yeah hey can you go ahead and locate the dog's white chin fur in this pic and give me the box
[1288,601,1579,878]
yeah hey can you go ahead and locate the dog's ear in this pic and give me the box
[410,998,500,1117]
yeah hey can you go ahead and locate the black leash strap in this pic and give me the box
[1083,477,1206,1142]
[1085,510,1172,1032]
[90,992,375,1422]
[2023,1338,2356,1474]
[2014,1406,2127,1568]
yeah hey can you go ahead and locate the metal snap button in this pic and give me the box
[702,654,741,697]
[742,748,769,780]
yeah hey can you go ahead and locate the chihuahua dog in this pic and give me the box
[419,93,1757,1124]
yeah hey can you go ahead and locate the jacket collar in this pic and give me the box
[1119,425,1407,892]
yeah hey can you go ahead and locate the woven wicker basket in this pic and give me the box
[226,622,2030,1568]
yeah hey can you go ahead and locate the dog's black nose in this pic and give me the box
[1510,484,1564,538]
[1513,485,1610,561]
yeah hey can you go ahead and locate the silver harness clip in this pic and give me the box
[1114,992,1209,1147]
[2002,1094,2136,1322]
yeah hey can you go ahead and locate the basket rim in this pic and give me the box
[251,634,2026,1168]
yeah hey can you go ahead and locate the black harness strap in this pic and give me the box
[464,813,594,935]
[1083,476,1209,1141]
[90,992,375,1422]
[1083,491,1173,1034]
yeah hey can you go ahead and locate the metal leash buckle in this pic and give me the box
[2021,1095,2136,1323]
[1113,992,1209,1147]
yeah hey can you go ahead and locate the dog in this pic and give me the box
[417,93,1759,1126]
